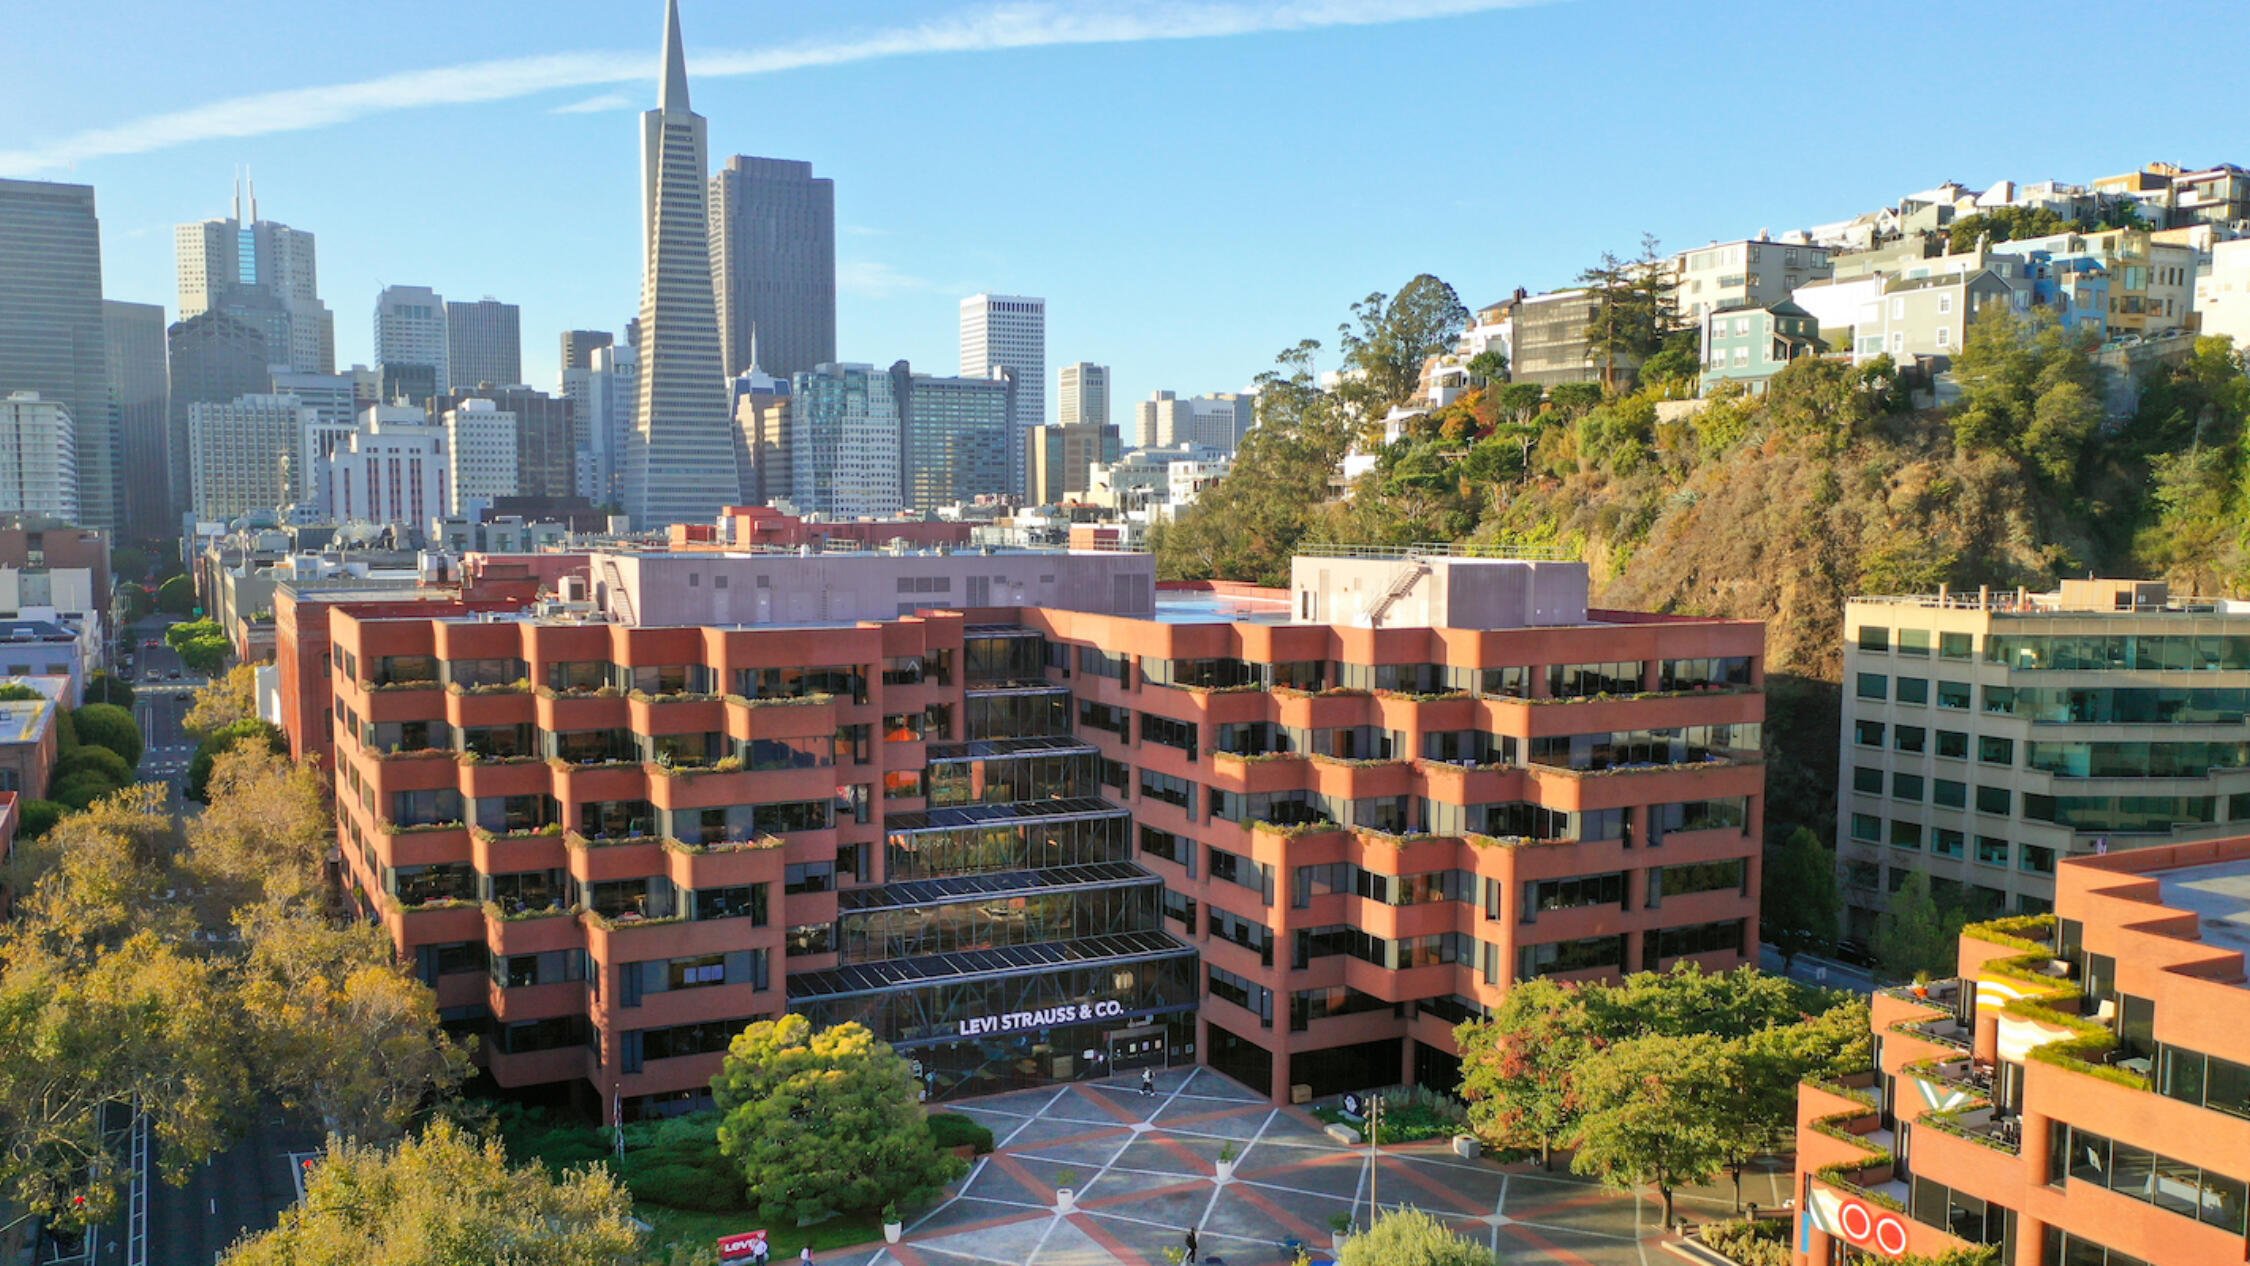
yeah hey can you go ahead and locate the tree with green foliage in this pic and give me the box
[1570,1031,1733,1227]
[220,1119,641,1265]
[187,718,284,802]
[110,546,150,584]
[155,574,196,615]
[72,701,142,767]
[1547,381,1604,415]
[1637,329,1703,393]
[1945,202,2140,254]
[83,671,134,709]
[164,618,224,652]
[52,745,134,792]
[1455,976,1588,1169]
[176,634,231,677]
[1155,340,1355,586]
[1579,235,1679,391]
[1717,998,1870,1209]
[1763,827,1841,971]
[1333,275,1471,437]
[1950,306,2102,488]
[1338,1207,1495,1266]
[1873,871,1956,981]
[0,683,41,702]
[711,1015,966,1225]
[1466,349,1508,386]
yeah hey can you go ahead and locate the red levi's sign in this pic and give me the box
[717,1229,768,1261]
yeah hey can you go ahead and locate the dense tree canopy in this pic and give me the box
[72,702,142,768]
[1338,1207,1495,1266]
[220,1119,641,1266]
[1763,827,1841,970]
[711,1015,965,1225]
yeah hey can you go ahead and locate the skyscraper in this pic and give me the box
[583,342,638,507]
[446,297,522,389]
[959,294,1045,498]
[789,364,901,519]
[103,300,170,536]
[1058,361,1108,428]
[709,155,836,380]
[175,174,335,375]
[167,311,270,524]
[373,285,448,405]
[625,0,739,529]
[559,329,613,373]
[0,178,115,530]
[897,363,1012,513]
[186,393,315,520]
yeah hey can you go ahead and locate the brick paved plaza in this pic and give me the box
[804,1067,1788,1266]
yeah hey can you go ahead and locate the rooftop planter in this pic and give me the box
[1212,750,1305,764]
[645,757,744,779]
[1961,913,2056,953]
[628,689,724,705]
[374,747,454,762]
[1306,753,1410,770]
[470,823,564,841]
[380,819,465,835]
[546,757,640,773]
[483,899,573,923]
[392,895,479,914]
[565,830,659,850]
[1250,818,1342,838]
[1273,686,1370,699]
[662,834,785,856]
[457,751,543,766]
[366,679,441,693]
[581,908,687,933]
[446,679,532,696]
[1372,689,1470,703]
[724,692,834,709]
[534,684,621,700]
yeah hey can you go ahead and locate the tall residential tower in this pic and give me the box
[175,174,334,375]
[446,297,522,389]
[709,156,835,380]
[625,0,739,529]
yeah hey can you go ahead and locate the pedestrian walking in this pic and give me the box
[799,1246,812,1264]
[1183,1226,1198,1263]
[1141,1067,1156,1098]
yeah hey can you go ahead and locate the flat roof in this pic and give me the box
[1152,591,1295,625]
[2155,860,2250,957]
[0,700,51,744]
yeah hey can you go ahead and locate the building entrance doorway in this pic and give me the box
[1106,1024,1167,1072]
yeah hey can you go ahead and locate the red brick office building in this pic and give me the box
[1794,840,2250,1266]
[284,545,1765,1116]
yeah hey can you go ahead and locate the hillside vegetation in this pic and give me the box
[1157,276,2250,847]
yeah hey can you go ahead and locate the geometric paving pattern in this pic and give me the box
[804,1066,1784,1265]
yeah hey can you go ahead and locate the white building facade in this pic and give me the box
[442,398,520,515]
[960,293,1045,496]
[0,392,79,522]
[1058,361,1109,428]
[318,406,449,528]
[373,285,449,396]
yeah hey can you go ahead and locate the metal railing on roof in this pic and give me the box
[1293,541,1579,562]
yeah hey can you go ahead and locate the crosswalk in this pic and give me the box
[141,742,196,778]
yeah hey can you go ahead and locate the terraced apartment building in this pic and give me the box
[285,544,1765,1116]
[1795,839,2250,1266]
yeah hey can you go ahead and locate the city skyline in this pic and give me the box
[11,1,2248,419]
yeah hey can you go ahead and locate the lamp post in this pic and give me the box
[1367,1095,1385,1221]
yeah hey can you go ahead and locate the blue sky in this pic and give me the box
[7,0,2248,414]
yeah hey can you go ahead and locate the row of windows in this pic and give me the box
[1850,768,2015,815]
[2051,1120,2249,1235]
[1845,815,2055,874]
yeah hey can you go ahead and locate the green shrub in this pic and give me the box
[927,1113,994,1154]
[1701,1217,1790,1266]
[14,799,66,840]
[73,702,142,767]
[54,745,134,789]
[624,1161,746,1212]
[50,773,120,811]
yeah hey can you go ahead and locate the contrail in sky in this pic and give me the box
[0,0,1554,176]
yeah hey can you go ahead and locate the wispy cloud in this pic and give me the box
[837,259,943,299]
[550,91,637,115]
[0,0,1552,176]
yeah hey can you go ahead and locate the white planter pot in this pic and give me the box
[884,1222,903,1244]
[1056,1188,1076,1212]
[1215,1160,1237,1181]
[1453,1134,1480,1159]
[1333,1231,1350,1253]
